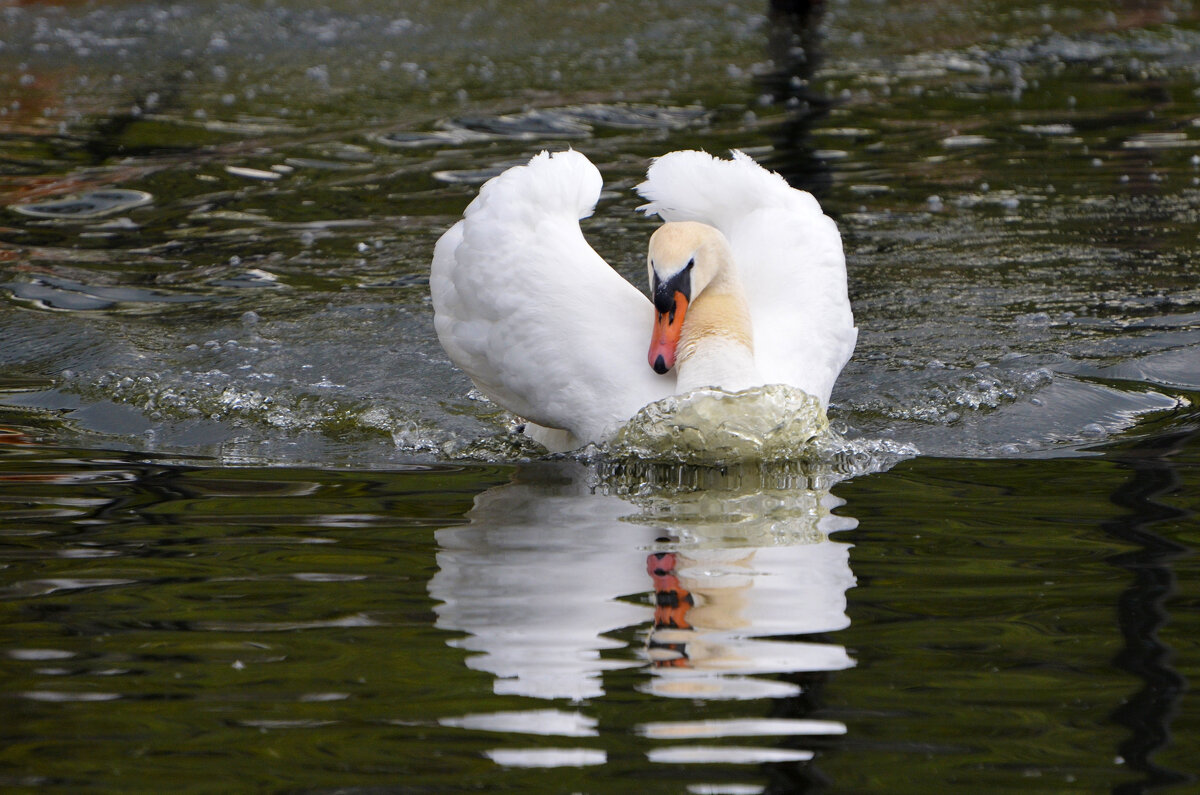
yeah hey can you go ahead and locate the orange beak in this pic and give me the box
[648,291,688,374]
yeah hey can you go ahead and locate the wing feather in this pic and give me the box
[636,150,856,405]
[431,150,674,446]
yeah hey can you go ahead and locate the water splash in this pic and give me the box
[609,385,832,466]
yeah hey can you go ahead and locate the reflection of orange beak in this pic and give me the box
[648,291,688,374]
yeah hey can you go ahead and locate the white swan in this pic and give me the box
[430,149,856,452]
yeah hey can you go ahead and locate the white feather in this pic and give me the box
[637,150,857,405]
[431,148,856,451]
[431,150,674,449]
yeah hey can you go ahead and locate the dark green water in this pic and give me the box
[2,0,1200,791]
[2,429,1198,792]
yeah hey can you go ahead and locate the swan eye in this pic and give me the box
[686,258,695,270]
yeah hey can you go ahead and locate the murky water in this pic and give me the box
[2,0,1199,791]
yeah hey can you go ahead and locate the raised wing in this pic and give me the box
[431,150,674,446]
[636,150,856,405]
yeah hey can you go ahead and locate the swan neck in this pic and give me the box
[676,261,757,392]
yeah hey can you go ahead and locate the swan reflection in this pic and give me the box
[644,536,853,700]
[430,461,856,706]
[429,466,652,701]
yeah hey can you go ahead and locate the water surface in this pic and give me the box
[2,0,1200,791]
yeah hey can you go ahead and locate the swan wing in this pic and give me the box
[431,150,674,445]
[636,150,856,405]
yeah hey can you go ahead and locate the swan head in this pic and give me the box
[646,221,736,374]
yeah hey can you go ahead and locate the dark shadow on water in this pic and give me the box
[763,669,838,794]
[757,0,834,197]
[1103,427,1197,794]
[83,75,195,162]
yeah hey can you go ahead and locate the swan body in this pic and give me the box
[430,149,856,452]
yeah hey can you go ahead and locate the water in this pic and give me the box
[2,0,1200,791]
[3,437,1199,791]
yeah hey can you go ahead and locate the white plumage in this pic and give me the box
[430,149,856,451]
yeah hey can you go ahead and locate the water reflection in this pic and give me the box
[429,460,855,769]
[758,0,833,195]
[1104,426,1198,794]
[642,523,854,702]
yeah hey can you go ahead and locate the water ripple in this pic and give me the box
[1,577,135,598]
[378,103,710,149]
[484,748,607,768]
[441,710,598,738]
[639,718,847,740]
[647,746,814,765]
